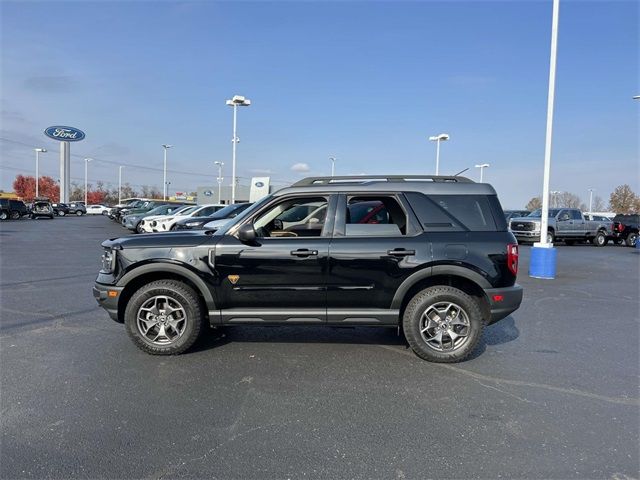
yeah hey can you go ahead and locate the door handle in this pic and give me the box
[290,249,318,257]
[387,248,415,257]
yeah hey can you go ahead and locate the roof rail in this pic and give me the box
[292,175,474,186]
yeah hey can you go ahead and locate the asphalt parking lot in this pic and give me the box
[1,215,638,479]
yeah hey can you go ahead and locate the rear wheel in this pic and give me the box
[0,210,8,220]
[102,210,108,215]
[10,211,20,220]
[403,286,483,363]
[76,210,83,216]
[546,230,555,244]
[57,210,66,217]
[626,232,638,247]
[124,280,206,355]
[594,231,607,247]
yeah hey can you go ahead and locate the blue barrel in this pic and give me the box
[529,246,557,279]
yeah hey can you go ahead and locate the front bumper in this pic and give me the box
[93,283,124,322]
[512,231,541,242]
[485,284,523,324]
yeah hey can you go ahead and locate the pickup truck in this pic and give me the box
[509,208,611,246]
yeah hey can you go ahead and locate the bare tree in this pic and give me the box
[609,185,638,214]
[556,192,583,209]
[591,195,607,212]
[525,196,542,211]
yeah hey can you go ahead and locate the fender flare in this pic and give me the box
[391,265,491,309]
[116,262,216,309]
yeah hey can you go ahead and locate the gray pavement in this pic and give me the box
[1,215,639,479]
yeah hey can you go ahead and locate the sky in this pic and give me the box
[1,0,638,208]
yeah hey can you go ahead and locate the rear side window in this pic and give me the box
[405,193,500,232]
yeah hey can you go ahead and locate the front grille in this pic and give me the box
[511,221,536,231]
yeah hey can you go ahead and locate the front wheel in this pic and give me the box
[0,210,8,220]
[594,232,608,247]
[10,211,20,220]
[124,280,206,355]
[626,232,638,247]
[76,210,83,216]
[546,230,555,245]
[57,210,66,217]
[403,286,483,363]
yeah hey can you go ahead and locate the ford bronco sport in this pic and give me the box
[94,175,523,362]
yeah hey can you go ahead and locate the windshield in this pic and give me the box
[212,197,272,235]
[208,203,252,220]
[172,205,196,216]
[527,208,561,218]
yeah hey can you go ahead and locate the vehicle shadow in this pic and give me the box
[192,316,520,357]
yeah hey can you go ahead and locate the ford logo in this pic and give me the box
[44,126,86,142]
[254,181,264,188]
[204,190,212,196]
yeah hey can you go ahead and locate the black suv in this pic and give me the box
[612,214,639,246]
[94,175,523,362]
[0,198,28,220]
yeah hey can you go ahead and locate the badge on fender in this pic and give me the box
[228,275,240,285]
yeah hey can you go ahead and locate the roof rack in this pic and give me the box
[292,175,474,187]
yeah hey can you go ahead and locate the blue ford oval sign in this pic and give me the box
[255,181,264,188]
[44,126,86,142]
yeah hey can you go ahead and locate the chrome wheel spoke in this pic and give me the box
[419,301,471,353]
[137,295,188,346]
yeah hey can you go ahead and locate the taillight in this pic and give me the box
[617,223,625,232]
[507,243,519,276]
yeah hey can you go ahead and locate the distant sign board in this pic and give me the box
[250,177,270,202]
[44,126,85,142]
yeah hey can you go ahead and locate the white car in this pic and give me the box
[138,205,199,233]
[86,204,111,215]
[152,204,225,232]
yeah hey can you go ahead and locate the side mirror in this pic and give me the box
[237,223,257,243]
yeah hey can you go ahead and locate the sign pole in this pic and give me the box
[59,141,71,203]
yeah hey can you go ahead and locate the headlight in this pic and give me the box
[101,249,116,273]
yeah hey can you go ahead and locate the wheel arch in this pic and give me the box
[392,266,491,324]
[116,263,215,324]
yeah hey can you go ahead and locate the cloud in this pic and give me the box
[24,75,79,93]
[290,162,310,173]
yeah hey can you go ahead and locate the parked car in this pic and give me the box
[86,204,112,215]
[138,205,201,233]
[94,174,523,363]
[180,203,254,231]
[51,203,70,217]
[67,202,87,216]
[122,204,186,233]
[0,198,28,220]
[504,210,530,223]
[30,198,55,219]
[612,214,639,247]
[509,208,610,246]
[152,204,226,232]
[109,198,147,221]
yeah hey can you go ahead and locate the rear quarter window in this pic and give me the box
[405,193,504,232]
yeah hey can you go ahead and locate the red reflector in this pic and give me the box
[493,295,504,302]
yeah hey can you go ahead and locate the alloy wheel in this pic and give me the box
[419,302,471,352]
[136,295,187,345]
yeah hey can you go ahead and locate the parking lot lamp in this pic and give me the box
[474,163,490,182]
[214,161,224,204]
[118,166,125,205]
[84,158,93,205]
[162,145,173,201]
[588,188,594,212]
[328,156,336,176]
[530,0,560,279]
[428,133,449,175]
[34,148,47,198]
[226,95,251,204]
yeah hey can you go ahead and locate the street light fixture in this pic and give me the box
[474,163,490,182]
[34,148,47,198]
[84,158,93,205]
[226,95,251,204]
[118,166,125,205]
[162,144,173,201]
[329,156,336,177]
[428,133,450,175]
[214,161,224,204]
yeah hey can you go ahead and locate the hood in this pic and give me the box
[510,216,539,223]
[102,231,210,249]
[203,218,231,229]
[177,216,212,225]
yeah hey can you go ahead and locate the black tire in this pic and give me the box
[402,286,483,363]
[0,210,8,220]
[10,211,20,220]
[594,231,608,247]
[57,210,65,217]
[124,280,206,355]
[102,210,108,216]
[135,222,144,234]
[546,230,555,245]
[76,210,83,216]
[626,232,638,247]
[564,239,575,246]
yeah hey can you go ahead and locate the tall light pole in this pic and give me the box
[550,190,561,208]
[226,95,251,204]
[329,156,336,176]
[475,163,490,182]
[588,188,594,212]
[162,144,173,200]
[84,158,93,205]
[118,166,125,205]
[214,161,224,204]
[428,133,450,175]
[34,148,47,198]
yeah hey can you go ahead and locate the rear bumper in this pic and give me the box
[485,284,523,324]
[93,283,124,322]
